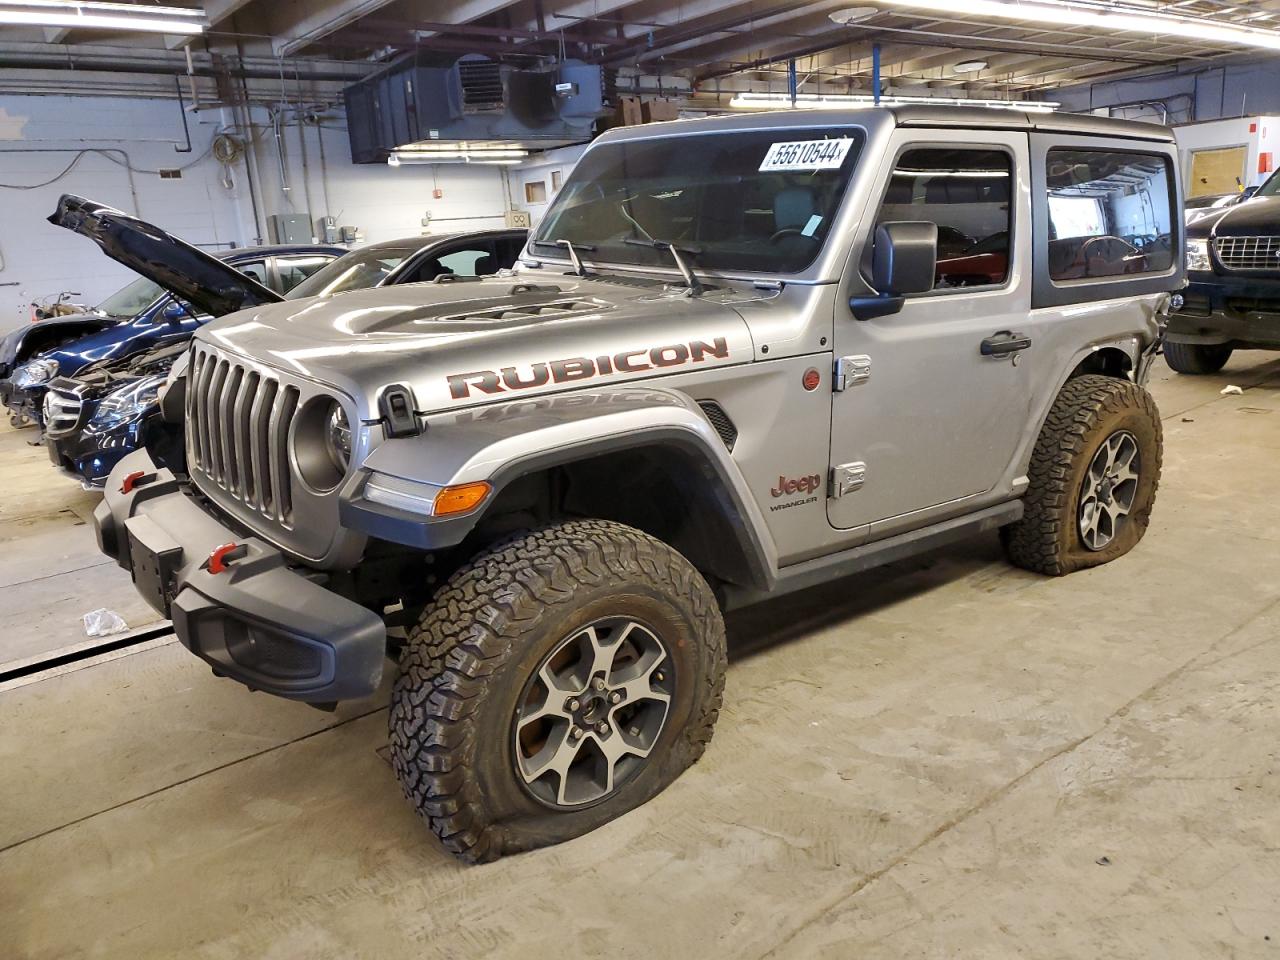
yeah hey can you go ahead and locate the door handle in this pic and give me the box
[980,331,1032,356]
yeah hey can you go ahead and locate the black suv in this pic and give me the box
[1169,173,1280,373]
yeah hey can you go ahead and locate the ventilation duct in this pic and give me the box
[344,53,608,163]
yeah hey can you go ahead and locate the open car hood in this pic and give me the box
[48,195,283,317]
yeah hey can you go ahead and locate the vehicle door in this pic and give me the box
[828,130,1034,536]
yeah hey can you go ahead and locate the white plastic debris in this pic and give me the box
[1221,385,1245,396]
[82,608,129,638]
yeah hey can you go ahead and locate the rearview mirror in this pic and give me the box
[850,221,938,321]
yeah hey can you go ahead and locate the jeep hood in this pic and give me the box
[196,275,757,416]
[48,195,283,317]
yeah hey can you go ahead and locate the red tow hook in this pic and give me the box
[120,470,153,495]
[205,542,249,575]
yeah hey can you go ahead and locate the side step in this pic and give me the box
[723,500,1023,610]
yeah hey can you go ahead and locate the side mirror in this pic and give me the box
[161,300,188,325]
[850,221,938,320]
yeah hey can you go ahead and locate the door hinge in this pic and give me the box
[830,461,866,497]
[833,355,871,391]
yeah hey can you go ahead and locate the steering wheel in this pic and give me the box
[769,227,818,244]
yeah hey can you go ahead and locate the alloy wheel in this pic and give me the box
[1078,430,1140,551]
[513,617,673,808]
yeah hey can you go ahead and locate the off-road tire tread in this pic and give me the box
[389,518,726,863]
[1005,374,1161,576]
[1164,340,1232,375]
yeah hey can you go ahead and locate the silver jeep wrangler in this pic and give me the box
[95,106,1183,862]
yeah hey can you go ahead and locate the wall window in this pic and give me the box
[525,180,547,204]
[874,147,1012,290]
[1046,149,1173,282]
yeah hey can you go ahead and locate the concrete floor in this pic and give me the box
[2,356,1279,960]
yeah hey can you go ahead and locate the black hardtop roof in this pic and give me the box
[888,105,1175,142]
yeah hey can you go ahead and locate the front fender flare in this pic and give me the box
[339,385,779,590]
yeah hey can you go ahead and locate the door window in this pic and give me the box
[873,148,1013,290]
[401,244,496,282]
[236,260,269,287]
[274,256,333,294]
[1045,149,1174,281]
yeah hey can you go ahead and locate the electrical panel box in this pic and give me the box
[506,210,532,228]
[317,216,339,244]
[268,214,313,245]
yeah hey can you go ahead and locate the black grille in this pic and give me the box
[1216,236,1280,271]
[458,59,504,111]
[698,401,737,451]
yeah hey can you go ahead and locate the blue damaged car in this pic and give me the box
[1,195,345,427]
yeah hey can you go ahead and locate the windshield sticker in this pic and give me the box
[759,138,853,172]
[801,214,823,237]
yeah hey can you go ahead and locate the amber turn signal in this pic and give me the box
[433,481,492,516]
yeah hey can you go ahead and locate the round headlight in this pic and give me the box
[325,402,351,473]
[293,397,354,493]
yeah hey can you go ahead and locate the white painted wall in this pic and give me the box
[0,93,509,326]
[511,144,587,227]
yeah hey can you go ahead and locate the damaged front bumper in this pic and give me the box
[95,449,387,703]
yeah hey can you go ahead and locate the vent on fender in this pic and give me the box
[697,400,737,452]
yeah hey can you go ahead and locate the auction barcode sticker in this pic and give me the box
[758,138,853,172]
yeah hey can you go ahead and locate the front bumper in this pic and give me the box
[95,449,386,702]
[1168,275,1280,348]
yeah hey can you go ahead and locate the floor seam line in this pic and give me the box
[0,703,388,856]
[753,591,1280,959]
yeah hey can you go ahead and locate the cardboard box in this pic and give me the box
[641,99,680,123]
[614,96,643,126]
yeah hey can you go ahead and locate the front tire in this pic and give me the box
[1005,375,1162,576]
[1164,340,1232,374]
[389,518,726,863]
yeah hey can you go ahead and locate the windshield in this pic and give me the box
[287,244,420,299]
[95,276,165,318]
[531,127,865,274]
[1254,170,1280,198]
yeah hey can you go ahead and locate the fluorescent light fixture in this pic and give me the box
[728,91,1058,112]
[387,146,530,166]
[954,59,988,73]
[0,0,205,34]
[394,148,529,159]
[877,0,1280,52]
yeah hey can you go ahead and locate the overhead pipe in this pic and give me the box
[172,75,192,153]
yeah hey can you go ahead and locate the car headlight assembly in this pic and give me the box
[88,375,165,432]
[12,358,58,389]
[1186,238,1212,272]
[294,397,356,493]
[325,403,352,474]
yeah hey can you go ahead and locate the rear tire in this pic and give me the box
[1004,375,1161,576]
[389,518,726,863]
[1164,340,1232,374]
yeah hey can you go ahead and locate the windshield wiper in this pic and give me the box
[623,238,704,296]
[554,238,596,277]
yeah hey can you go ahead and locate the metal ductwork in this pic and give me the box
[344,53,608,163]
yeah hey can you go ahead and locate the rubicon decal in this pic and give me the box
[447,337,731,400]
